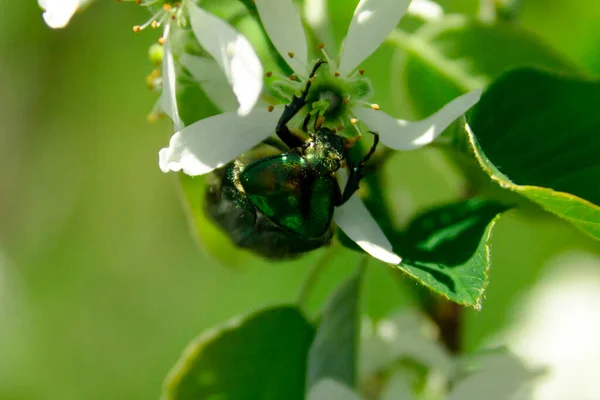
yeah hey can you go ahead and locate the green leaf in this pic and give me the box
[396,199,508,310]
[162,306,315,400]
[338,196,506,308]
[400,199,510,265]
[467,68,600,240]
[389,16,579,117]
[306,266,363,391]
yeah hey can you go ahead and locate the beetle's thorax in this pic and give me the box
[303,128,345,175]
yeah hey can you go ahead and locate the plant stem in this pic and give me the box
[428,297,463,353]
[297,246,336,311]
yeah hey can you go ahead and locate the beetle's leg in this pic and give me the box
[335,132,380,206]
[276,59,327,149]
[301,113,312,133]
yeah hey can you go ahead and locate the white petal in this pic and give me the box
[180,54,239,113]
[354,89,483,151]
[407,0,444,21]
[158,109,282,176]
[39,0,79,28]
[255,0,309,76]
[339,0,412,75]
[188,2,263,116]
[334,184,401,264]
[161,42,183,131]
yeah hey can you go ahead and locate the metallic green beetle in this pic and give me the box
[205,60,379,259]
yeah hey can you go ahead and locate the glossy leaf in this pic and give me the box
[339,198,507,308]
[401,199,510,265]
[162,306,314,400]
[397,199,508,309]
[467,68,600,240]
[306,266,363,391]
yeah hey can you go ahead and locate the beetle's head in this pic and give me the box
[304,127,345,175]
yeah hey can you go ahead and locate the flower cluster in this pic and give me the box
[38,0,481,265]
[158,0,482,264]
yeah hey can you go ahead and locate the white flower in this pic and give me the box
[38,0,92,29]
[186,2,263,116]
[407,0,444,21]
[159,0,482,265]
[130,0,263,117]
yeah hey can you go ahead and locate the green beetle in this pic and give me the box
[205,60,379,259]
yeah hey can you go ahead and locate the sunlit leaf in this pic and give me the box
[467,68,600,240]
[162,306,314,400]
[397,199,508,309]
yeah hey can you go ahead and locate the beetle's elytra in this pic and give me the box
[205,60,379,259]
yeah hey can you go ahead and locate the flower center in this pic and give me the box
[308,84,345,121]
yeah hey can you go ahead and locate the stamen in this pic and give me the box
[359,69,365,75]
[371,103,380,110]
[334,71,341,77]
[337,124,344,131]
[319,45,333,65]
[267,105,275,112]
[127,1,182,35]
[265,71,273,78]
[286,50,308,77]
[349,117,362,136]
[343,97,349,105]
[289,75,297,81]
[132,9,166,32]
[146,69,161,89]
[158,22,171,45]
[147,99,165,123]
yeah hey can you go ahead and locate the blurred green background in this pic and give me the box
[1,1,600,399]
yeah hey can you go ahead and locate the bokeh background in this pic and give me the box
[1,1,600,399]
